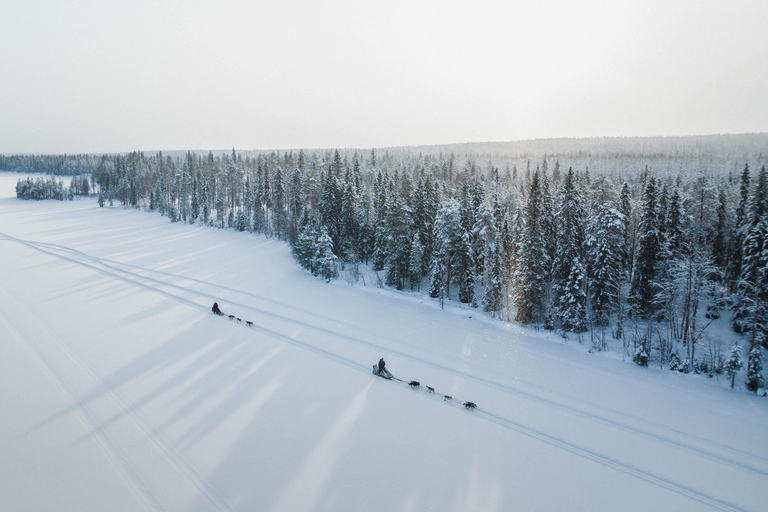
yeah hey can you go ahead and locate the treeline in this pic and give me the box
[15,175,91,200]
[10,146,768,390]
[1,154,99,176]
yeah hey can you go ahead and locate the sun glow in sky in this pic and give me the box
[1,0,767,153]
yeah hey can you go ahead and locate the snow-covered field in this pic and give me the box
[1,172,766,512]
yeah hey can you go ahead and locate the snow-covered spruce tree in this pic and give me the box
[497,209,515,318]
[586,177,624,327]
[288,167,304,244]
[189,180,200,224]
[272,166,286,240]
[408,231,424,291]
[553,168,587,332]
[482,225,504,316]
[515,170,549,325]
[340,177,359,260]
[261,158,273,237]
[629,176,661,319]
[201,186,210,225]
[235,209,247,232]
[384,194,413,290]
[665,187,685,258]
[428,248,447,308]
[455,229,476,305]
[735,166,768,342]
[313,227,338,282]
[293,222,316,272]
[321,150,344,254]
[728,164,751,290]
[432,199,462,299]
[216,193,226,228]
[724,345,743,389]
[619,182,633,274]
[252,164,265,233]
[745,345,764,392]
[712,187,730,274]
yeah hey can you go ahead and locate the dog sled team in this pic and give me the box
[212,302,475,410]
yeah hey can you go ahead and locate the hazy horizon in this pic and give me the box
[2,1,767,154]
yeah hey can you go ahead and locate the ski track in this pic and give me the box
[0,232,759,511]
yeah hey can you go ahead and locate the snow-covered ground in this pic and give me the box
[1,172,766,512]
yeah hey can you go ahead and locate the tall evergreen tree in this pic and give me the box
[630,177,661,318]
[516,171,549,325]
[553,168,587,331]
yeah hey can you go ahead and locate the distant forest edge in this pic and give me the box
[2,133,767,175]
[5,133,768,392]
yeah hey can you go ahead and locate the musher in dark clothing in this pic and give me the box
[378,358,386,373]
[212,302,223,315]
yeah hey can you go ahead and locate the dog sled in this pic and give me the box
[372,365,393,379]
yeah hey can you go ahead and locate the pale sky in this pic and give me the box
[1,0,767,153]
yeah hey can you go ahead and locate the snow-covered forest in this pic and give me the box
[6,134,768,387]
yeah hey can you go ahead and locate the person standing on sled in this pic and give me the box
[378,358,386,373]
[212,302,223,315]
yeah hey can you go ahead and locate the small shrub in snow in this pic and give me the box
[724,345,743,388]
[633,346,649,367]
[746,346,765,393]
[669,353,681,372]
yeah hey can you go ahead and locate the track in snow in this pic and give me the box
[0,231,758,512]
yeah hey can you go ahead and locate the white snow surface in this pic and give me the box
[0,172,766,512]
